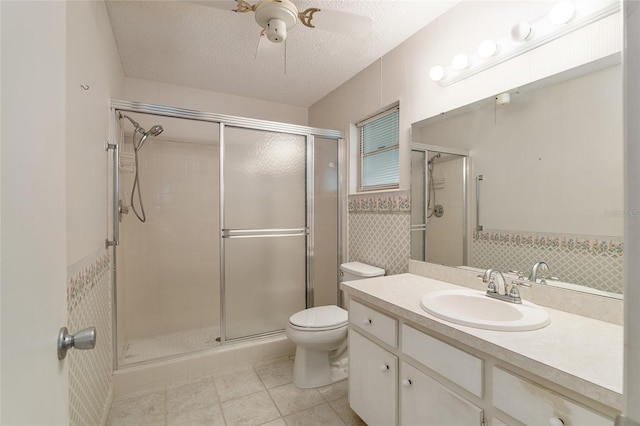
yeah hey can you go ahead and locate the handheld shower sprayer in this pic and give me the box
[121,114,164,151]
[119,113,165,223]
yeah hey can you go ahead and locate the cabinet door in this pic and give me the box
[349,329,398,426]
[400,362,484,426]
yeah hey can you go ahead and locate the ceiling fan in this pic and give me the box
[194,0,374,44]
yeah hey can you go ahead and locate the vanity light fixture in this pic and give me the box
[430,0,619,87]
[477,39,499,58]
[451,54,471,70]
[511,21,534,42]
[549,1,576,25]
[429,65,446,82]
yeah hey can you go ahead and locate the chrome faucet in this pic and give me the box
[528,261,549,284]
[480,268,523,304]
[480,268,507,295]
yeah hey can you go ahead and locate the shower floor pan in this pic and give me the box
[119,326,220,366]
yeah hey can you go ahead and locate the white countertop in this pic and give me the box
[341,273,623,411]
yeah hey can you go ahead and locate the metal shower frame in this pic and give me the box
[108,99,345,369]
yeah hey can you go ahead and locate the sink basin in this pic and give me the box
[420,289,550,331]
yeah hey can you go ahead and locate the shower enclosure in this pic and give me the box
[410,145,468,266]
[108,101,343,368]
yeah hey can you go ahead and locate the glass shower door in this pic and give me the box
[221,126,307,341]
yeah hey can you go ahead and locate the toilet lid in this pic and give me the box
[289,305,348,329]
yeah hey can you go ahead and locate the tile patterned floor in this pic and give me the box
[107,357,366,426]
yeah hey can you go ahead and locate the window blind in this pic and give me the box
[358,106,399,191]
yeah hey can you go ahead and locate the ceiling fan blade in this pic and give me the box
[303,8,373,38]
[188,0,253,13]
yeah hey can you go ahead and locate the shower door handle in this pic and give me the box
[475,175,483,232]
[411,224,427,232]
[106,141,119,247]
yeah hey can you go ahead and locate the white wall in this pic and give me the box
[66,0,125,265]
[309,1,622,193]
[124,78,308,126]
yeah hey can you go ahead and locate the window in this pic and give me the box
[358,106,400,191]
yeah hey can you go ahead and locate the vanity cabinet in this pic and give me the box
[347,296,616,426]
[400,361,483,425]
[348,301,399,426]
[492,367,614,426]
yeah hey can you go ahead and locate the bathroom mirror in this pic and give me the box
[411,56,624,297]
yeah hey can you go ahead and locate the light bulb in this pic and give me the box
[549,1,575,25]
[429,66,445,82]
[511,21,534,42]
[478,39,499,58]
[451,54,470,71]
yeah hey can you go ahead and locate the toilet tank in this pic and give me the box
[340,262,385,282]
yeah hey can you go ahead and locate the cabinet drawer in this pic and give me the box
[350,300,397,347]
[402,324,483,397]
[492,367,614,426]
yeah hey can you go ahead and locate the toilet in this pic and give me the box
[286,262,385,388]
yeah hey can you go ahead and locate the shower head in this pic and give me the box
[148,125,164,137]
[135,124,164,151]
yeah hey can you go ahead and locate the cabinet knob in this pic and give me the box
[549,418,565,426]
[363,318,372,325]
[379,364,390,372]
[402,379,412,387]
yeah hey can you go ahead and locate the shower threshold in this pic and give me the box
[119,326,220,367]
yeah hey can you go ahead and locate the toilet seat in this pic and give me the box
[289,305,348,331]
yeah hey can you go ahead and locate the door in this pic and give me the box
[221,126,307,340]
[1,1,69,423]
[349,330,398,426]
[400,362,483,426]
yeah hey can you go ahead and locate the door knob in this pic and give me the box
[58,327,96,360]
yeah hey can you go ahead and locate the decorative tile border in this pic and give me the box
[348,190,411,214]
[473,230,624,255]
[67,248,112,312]
[472,228,624,294]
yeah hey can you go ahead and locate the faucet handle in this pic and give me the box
[509,270,525,280]
[508,285,522,302]
[511,279,531,288]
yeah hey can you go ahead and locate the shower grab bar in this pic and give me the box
[222,227,308,239]
[106,142,119,248]
[411,224,427,232]
[476,175,483,232]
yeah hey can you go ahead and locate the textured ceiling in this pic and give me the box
[106,0,457,107]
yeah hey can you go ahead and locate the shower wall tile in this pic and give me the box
[67,248,113,426]
[118,139,220,346]
[348,190,411,276]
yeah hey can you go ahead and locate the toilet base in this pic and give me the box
[292,346,348,389]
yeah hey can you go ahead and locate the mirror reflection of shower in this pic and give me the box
[427,152,444,219]
[120,114,164,222]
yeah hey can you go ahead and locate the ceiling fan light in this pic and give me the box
[266,18,287,43]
